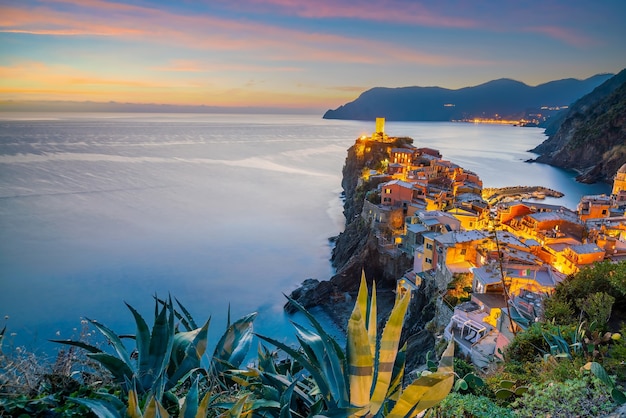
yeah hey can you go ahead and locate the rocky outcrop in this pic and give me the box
[530,68,626,183]
[286,136,414,311]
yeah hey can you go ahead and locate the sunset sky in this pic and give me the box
[1,0,625,112]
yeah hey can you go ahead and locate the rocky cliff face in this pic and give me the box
[531,69,626,183]
[284,135,445,369]
[286,136,413,307]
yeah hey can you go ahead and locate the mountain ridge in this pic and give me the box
[529,68,626,184]
[323,74,613,121]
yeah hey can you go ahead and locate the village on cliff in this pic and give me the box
[353,118,626,369]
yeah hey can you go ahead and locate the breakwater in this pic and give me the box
[482,186,564,205]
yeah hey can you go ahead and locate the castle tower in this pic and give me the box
[375,117,385,135]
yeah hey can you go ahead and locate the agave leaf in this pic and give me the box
[292,321,347,406]
[256,371,314,406]
[283,294,345,364]
[87,317,133,368]
[68,396,123,418]
[217,393,249,417]
[213,312,257,373]
[257,344,278,374]
[155,296,194,332]
[368,280,378,357]
[50,338,103,354]
[369,291,409,415]
[145,299,175,394]
[175,297,199,331]
[387,371,454,417]
[168,319,210,386]
[125,302,151,378]
[278,379,299,418]
[180,376,200,418]
[387,343,407,402]
[143,395,170,418]
[256,334,334,407]
[87,352,134,383]
[347,297,373,412]
[127,388,142,418]
[197,391,212,418]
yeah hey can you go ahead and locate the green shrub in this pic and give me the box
[433,393,514,418]
[510,376,615,418]
[504,323,549,364]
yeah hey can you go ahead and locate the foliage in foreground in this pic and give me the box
[1,276,455,417]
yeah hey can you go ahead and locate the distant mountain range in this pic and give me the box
[530,68,626,183]
[323,74,613,121]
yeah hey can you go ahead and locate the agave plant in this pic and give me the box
[256,272,455,417]
[52,296,257,416]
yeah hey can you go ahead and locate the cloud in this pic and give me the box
[525,25,597,48]
[230,0,479,29]
[0,1,481,68]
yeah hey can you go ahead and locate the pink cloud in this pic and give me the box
[235,0,479,29]
[526,25,597,48]
[1,2,483,68]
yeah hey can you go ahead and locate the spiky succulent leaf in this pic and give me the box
[168,319,210,386]
[143,395,170,418]
[369,291,410,415]
[347,297,373,413]
[144,299,175,396]
[179,377,200,418]
[50,339,103,354]
[256,333,335,407]
[68,396,123,418]
[368,280,378,356]
[387,343,407,402]
[283,294,345,364]
[175,297,199,331]
[87,352,134,383]
[87,317,133,368]
[387,371,454,417]
[257,344,278,374]
[125,302,151,378]
[291,321,347,406]
[127,388,142,418]
[212,312,257,374]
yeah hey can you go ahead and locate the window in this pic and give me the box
[426,243,433,250]
[602,209,607,215]
[425,258,432,264]
[384,188,392,194]
[460,248,466,255]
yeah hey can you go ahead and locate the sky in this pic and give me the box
[1,0,625,113]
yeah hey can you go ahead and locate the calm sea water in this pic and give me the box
[0,113,610,353]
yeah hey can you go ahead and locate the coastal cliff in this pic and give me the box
[286,136,413,311]
[286,134,436,369]
[530,68,626,183]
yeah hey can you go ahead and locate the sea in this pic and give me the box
[0,113,611,356]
